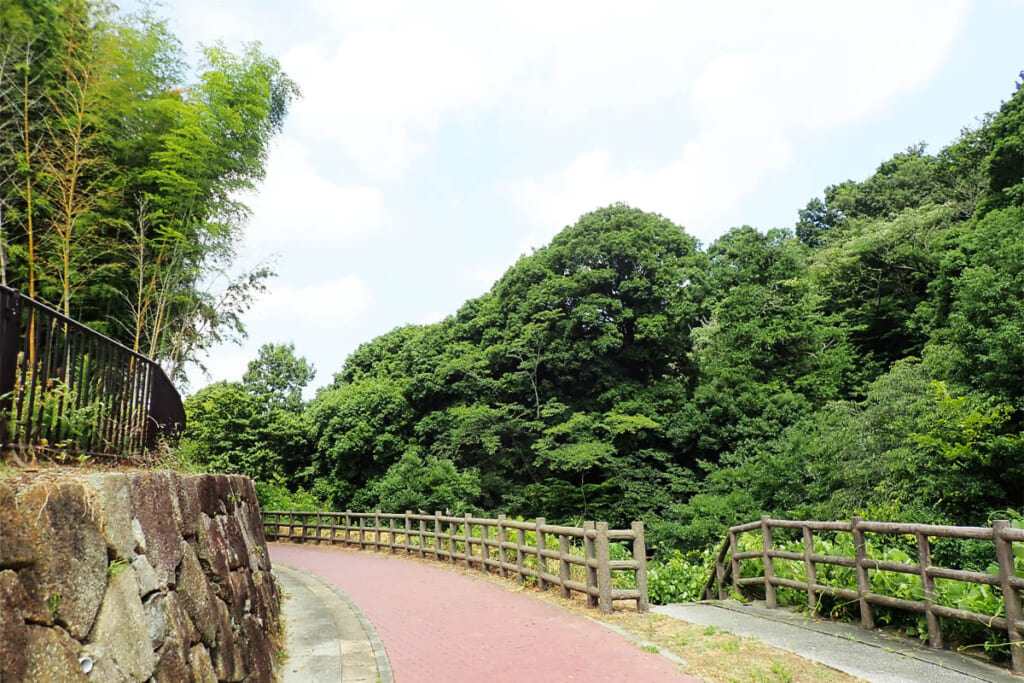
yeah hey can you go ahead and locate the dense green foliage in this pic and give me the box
[180,342,317,487]
[0,0,296,382]
[644,516,1024,661]
[184,75,1024,563]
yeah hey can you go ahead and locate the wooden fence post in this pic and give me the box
[850,516,875,629]
[435,511,443,560]
[632,521,648,612]
[994,520,1023,674]
[559,534,571,599]
[315,511,322,543]
[418,517,426,559]
[480,521,489,574]
[405,511,412,554]
[916,532,941,649]
[497,515,507,578]
[596,522,612,614]
[345,510,352,546]
[516,528,526,583]
[802,525,818,614]
[584,521,597,607]
[715,550,727,601]
[389,517,397,554]
[761,516,777,609]
[728,528,740,600]
[465,513,473,569]
[536,518,547,590]
[449,519,457,564]
[374,510,381,551]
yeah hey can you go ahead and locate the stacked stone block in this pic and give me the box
[0,472,280,682]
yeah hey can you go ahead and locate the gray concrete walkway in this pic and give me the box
[275,563,392,683]
[655,601,1019,683]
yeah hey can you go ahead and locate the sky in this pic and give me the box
[132,0,1024,395]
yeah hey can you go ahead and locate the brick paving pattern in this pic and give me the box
[270,543,695,682]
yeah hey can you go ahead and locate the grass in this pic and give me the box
[598,611,852,682]
[270,535,860,682]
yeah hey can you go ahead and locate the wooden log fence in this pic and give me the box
[704,515,1024,674]
[262,509,648,614]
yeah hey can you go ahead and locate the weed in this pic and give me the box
[712,637,741,653]
[108,558,129,578]
[769,659,794,681]
[46,592,61,614]
[641,644,659,653]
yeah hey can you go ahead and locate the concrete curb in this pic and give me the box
[579,612,690,669]
[275,563,394,683]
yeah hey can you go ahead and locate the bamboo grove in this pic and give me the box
[0,0,297,383]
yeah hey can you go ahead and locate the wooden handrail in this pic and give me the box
[261,509,648,614]
[705,516,1024,673]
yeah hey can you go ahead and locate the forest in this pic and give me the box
[0,0,296,383]
[5,0,1018,561]
[183,74,1023,556]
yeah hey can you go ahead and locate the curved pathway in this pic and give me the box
[270,543,695,683]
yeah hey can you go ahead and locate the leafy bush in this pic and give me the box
[364,449,481,515]
[648,548,717,604]
[254,480,325,512]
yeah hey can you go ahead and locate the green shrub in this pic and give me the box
[648,548,716,604]
[254,480,325,512]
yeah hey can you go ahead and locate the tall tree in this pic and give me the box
[40,0,116,316]
[243,342,316,412]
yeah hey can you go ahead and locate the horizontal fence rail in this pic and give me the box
[263,509,648,614]
[0,285,185,459]
[704,515,1024,674]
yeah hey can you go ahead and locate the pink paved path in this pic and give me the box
[270,543,695,683]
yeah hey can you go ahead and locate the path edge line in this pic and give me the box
[579,612,690,669]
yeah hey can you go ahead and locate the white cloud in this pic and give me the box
[505,1,967,241]
[468,230,543,290]
[416,310,448,325]
[284,2,732,176]
[244,139,388,247]
[168,0,261,50]
[193,274,373,390]
[163,0,967,186]
[194,349,253,388]
[249,275,374,329]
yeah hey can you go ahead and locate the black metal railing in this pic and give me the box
[0,284,185,459]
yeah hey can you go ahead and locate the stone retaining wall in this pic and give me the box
[0,472,280,682]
